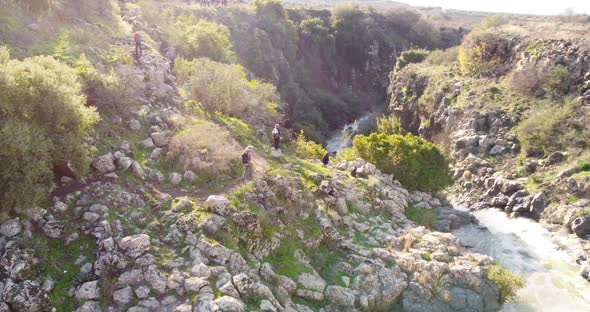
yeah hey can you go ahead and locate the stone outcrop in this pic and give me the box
[0,156,505,311]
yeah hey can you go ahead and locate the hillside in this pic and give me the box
[1,0,590,312]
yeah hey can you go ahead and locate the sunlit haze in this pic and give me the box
[395,0,590,15]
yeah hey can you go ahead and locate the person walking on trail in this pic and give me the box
[241,146,254,182]
[322,151,336,166]
[134,32,142,57]
[272,124,281,150]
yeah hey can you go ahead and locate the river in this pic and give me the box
[453,208,590,311]
[325,113,374,153]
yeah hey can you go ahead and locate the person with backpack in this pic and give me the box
[134,32,142,57]
[241,146,254,182]
[272,124,281,150]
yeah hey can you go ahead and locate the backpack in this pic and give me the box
[272,128,280,139]
[241,152,249,164]
[134,33,140,42]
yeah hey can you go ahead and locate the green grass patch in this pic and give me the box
[487,264,526,304]
[308,242,345,286]
[262,239,311,280]
[245,295,265,311]
[214,112,265,151]
[425,251,433,261]
[404,204,437,228]
[297,217,322,240]
[575,207,590,218]
[17,235,97,311]
[352,232,374,248]
[571,171,590,181]
[566,196,579,204]
[524,173,544,193]
[230,182,257,210]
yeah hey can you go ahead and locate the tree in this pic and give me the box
[0,47,99,211]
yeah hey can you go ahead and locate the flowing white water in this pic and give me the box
[325,113,374,153]
[453,208,590,311]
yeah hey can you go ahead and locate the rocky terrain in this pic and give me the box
[5,0,590,311]
[1,146,506,312]
[0,3,512,308]
[389,34,590,282]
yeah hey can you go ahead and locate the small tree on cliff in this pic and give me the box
[458,31,511,76]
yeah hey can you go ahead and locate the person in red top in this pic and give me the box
[134,32,142,56]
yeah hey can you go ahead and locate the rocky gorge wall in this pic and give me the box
[388,35,590,282]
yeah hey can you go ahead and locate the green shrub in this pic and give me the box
[425,47,458,66]
[294,130,327,160]
[516,98,585,156]
[507,64,548,97]
[377,114,403,135]
[335,148,357,162]
[300,17,333,46]
[75,54,144,116]
[262,238,309,280]
[0,48,99,211]
[176,58,280,124]
[487,264,526,304]
[404,204,437,227]
[545,65,572,95]
[167,116,242,176]
[353,133,453,191]
[171,18,235,63]
[458,31,511,75]
[579,161,590,172]
[396,48,430,71]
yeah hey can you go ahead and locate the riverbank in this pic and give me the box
[453,206,590,310]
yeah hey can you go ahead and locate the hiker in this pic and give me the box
[322,151,336,166]
[133,31,142,56]
[272,124,281,150]
[241,146,254,182]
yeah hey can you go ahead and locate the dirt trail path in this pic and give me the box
[153,150,271,200]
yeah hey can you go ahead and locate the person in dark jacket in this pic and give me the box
[241,146,253,182]
[322,151,336,166]
[272,124,281,150]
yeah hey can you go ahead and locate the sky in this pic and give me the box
[395,0,590,15]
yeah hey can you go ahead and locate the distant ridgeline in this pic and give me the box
[139,0,464,141]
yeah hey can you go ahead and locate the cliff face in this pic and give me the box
[388,34,590,281]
